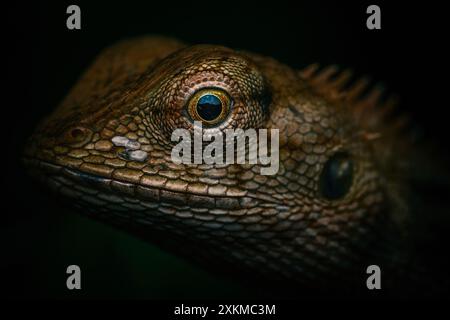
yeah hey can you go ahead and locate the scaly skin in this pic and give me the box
[24,36,410,291]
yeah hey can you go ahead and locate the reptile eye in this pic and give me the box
[187,88,231,126]
[319,152,354,200]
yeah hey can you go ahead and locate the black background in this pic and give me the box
[3,0,449,300]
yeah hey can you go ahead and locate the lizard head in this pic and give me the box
[24,37,405,287]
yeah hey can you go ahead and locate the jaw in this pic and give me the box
[21,156,379,288]
[21,156,276,231]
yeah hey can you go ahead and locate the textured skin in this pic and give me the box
[24,36,409,290]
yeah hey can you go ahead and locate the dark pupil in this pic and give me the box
[196,94,223,121]
[319,153,354,200]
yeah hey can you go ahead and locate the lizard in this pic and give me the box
[23,35,425,295]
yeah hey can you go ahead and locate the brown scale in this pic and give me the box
[24,36,415,293]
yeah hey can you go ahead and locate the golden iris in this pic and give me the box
[187,88,231,126]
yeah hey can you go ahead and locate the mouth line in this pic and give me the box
[22,157,257,210]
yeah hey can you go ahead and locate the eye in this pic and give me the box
[319,152,354,200]
[187,88,231,126]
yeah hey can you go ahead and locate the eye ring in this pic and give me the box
[187,88,232,126]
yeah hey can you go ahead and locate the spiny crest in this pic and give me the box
[299,63,411,144]
[299,63,415,179]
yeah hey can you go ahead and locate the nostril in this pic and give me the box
[64,126,92,146]
[70,128,85,140]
